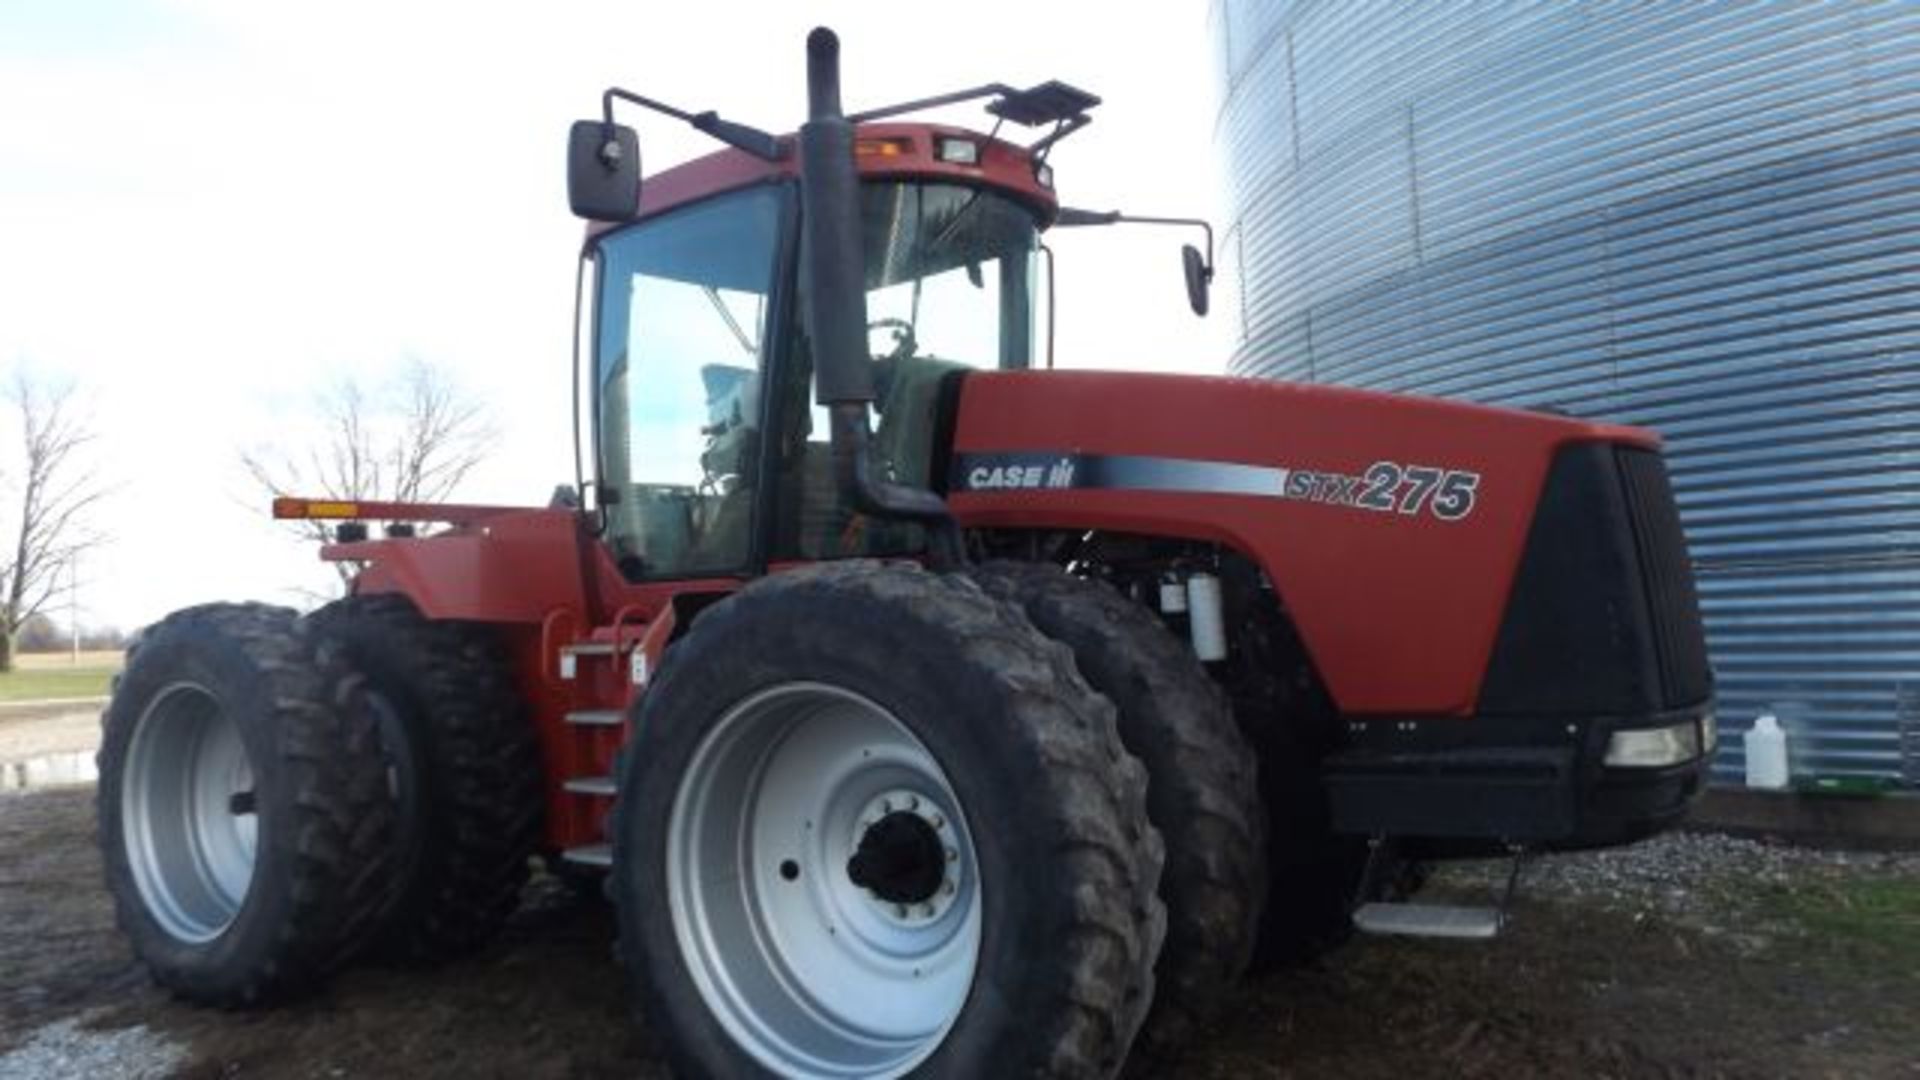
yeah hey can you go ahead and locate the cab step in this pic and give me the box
[565,709,625,727]
[1349,836,1528,941]
[558,641,619,679]
[563,776,617,797]
[561,844,612,869]
[1353,902,1502,940]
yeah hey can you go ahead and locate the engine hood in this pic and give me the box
[945,369,1657,715]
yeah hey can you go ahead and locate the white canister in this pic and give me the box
[1743,713,1790,790]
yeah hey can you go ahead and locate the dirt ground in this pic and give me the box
[2,785,1916,1079]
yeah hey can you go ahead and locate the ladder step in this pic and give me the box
[563,776,617,797]
[1353,902,1502,940]
[565,709,625,727]
[561,641,618,656]
[561,844,612,869]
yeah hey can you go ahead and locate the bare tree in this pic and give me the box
[242,358,495,590]
[388,358,491,504]
[0,375,105,672]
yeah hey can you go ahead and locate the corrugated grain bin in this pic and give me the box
[1210,0,1920,788]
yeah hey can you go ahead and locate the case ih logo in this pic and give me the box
[964,458,1078,491]
[952,452,1481,522]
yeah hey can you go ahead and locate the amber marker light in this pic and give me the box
[854,137,912,158]
[272,497,360,520]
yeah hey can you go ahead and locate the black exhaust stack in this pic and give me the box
[800,28,964,567]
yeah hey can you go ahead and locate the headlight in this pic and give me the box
[935,137,980,165]
[1700,710,1717,755]
[1604,720,1702,768]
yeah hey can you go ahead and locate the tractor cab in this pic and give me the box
[588,158,1045,580]
[573,77,1084,580]
[569,72,1220,583]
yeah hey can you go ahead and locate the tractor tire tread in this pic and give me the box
[612,561,1165,1078]
[308,593,542,963]
[96,602,395,1006]
[973,561,1267,1065]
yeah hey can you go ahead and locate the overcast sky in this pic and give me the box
[0,1,1231,631]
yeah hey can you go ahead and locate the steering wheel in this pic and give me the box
[867,317,917,363]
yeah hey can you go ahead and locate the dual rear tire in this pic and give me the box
[98,597,542,1004]
[306,594,543,962]
[97,604,394,1005]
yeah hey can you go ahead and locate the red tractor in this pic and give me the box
[97,29,1713,1078]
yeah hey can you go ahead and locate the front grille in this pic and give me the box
[1615,449,1712,706]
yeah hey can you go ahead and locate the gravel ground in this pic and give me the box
[1449,828,1920,923]
[0,1014,186,1079]
[2,785,1916,1078]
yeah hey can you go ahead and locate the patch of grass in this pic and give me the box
[0,664,114,702]
[14,650,121,672]
[1765,875,1920,974]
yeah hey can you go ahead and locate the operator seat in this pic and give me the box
[683,364,761,571]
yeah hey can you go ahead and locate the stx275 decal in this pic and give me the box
[951,452,1483,522]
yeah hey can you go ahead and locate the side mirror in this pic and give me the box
[1182,243,1212,317]
[568,120,641,222]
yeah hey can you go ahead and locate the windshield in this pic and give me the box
[857,182,1039,373]
[772,182,1040,562]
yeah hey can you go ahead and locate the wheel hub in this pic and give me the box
[847,811,943,901]
[848,788,962,920]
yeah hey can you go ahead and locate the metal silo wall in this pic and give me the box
[1210,1,1920,788]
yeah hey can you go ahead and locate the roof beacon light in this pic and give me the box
[936,137,980,165]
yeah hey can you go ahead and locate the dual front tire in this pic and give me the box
[613,562,1168,1078]
[971,562,1268,1063]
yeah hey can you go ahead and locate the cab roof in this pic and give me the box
[588,122,1061,235]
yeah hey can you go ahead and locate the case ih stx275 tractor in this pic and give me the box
[99,30,1713,1078]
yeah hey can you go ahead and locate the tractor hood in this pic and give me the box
[945,369,1659,716]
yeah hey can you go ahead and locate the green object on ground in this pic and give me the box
[1793,775,1895,799]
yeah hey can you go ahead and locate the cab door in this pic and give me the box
[592,185,791,580]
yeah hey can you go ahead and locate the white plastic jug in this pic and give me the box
[1744,713,1789,790]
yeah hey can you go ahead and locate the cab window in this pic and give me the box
[595,186,786,579]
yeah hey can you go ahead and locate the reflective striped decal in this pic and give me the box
[949,451,1482,521]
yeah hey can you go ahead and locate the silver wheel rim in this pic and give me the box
[667,682,981,1079]
[121,681,259,943]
